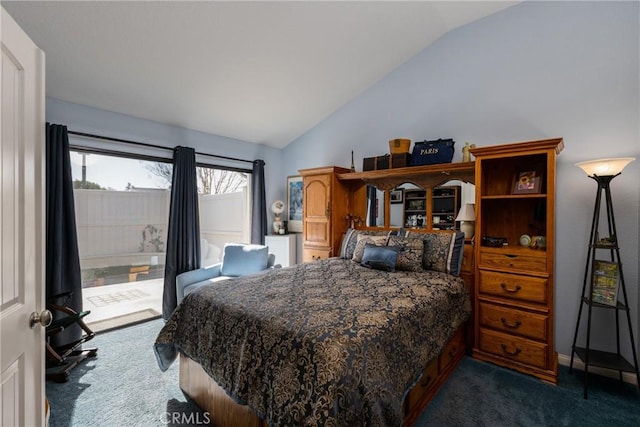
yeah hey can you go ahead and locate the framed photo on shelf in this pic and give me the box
[390,188,404,204]
[286,175,303,232]
[591,259,619,306]
[512,170,542,194]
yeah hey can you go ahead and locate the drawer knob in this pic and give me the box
[448,346,459,357]
[500,317,522,329]
[500,344,522,356]
[500,283,522,293]
[420,375,433,388]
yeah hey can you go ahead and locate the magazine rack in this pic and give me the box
[569,163,639,398]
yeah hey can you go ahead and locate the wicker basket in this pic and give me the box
[389,138,411,154]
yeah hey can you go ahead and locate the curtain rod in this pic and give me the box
[67,130,255,165]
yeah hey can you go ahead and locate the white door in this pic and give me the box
[1,7,46,427]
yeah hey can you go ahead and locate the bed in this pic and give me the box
[155,231,471,426]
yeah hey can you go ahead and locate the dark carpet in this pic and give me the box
[47,319,640,426]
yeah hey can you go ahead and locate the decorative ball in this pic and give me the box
[519,234,531,247]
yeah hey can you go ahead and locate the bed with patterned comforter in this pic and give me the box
[154,257,470,426]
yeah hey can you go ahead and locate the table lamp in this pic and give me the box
[455,203,475,239]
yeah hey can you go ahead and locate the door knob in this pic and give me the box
[30,309,53,329]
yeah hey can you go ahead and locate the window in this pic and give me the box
[70,151,171,288]
[196,166,250,266]
[70,150,171,328]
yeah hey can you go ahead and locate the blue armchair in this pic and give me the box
[176,243,277,305]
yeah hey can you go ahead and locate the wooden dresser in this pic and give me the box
[299,166,351,262]
[471,138,563,384]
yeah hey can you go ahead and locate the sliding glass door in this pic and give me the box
[70,150,251,329]
[70,150,171,330]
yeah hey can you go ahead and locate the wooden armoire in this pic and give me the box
[299,166,351,262]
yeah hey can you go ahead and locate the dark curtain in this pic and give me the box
[162,146,200,320]
[46,123,83,347]
[251,160,267,245]
[367,185,377,227]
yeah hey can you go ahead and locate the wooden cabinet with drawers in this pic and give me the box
[299,166,351,262]
[471,138,563,384]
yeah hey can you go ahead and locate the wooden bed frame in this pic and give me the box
[179,323,467,426]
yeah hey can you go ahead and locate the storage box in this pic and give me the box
[363,157,376,171]
[391,153,411,169]
[375,155,390,170]
[389,138,411,154]
[363,155,390,171]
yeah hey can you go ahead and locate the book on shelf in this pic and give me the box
[590,259,619,306]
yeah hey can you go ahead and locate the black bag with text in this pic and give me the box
[411,138,455,165]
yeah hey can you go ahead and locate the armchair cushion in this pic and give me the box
[220,243,270,277]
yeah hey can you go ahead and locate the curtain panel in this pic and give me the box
[251,160,267,245]
[162,146,201,320]
[45,123,83,347]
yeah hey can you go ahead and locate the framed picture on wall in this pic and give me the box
[287,175,303,232]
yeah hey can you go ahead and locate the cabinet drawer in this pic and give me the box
[479,270,547,304]
[439,327,465,370]
[302,248,330,263]
[478,328,547,369]
[404,357,438,414]
[479,302,547,341]
[479,250,546,273]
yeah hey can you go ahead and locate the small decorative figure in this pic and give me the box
[271,200,285,234]
[462,142,476,162]
[350,150,356,172]
[345,214,363,228]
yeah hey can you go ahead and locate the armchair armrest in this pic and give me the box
[267,253,276,268]
[176,263,222,303]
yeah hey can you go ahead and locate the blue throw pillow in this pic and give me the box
[361,244,400,272]
[220,243,269,277]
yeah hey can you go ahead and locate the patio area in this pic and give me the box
[82,277,163,332]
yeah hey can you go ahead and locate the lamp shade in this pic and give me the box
[455,203,475,222]
[575,157,635,177]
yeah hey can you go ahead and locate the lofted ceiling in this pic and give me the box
[3,1,517,149]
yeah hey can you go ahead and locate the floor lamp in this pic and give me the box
[569,157,639,398]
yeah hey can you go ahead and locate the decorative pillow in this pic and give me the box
[352,234,389,263]
[340,228,391,259]
[449,232,466,276]
[220,243,269,277]
[387,236,424,272]
[409,231,465,276]
[361,244,400,272]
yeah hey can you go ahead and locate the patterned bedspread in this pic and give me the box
[154,258,470,426]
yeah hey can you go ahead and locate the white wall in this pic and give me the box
[282,1,640,359]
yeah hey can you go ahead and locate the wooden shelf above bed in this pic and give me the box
[337,162,475,190]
